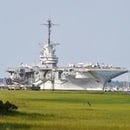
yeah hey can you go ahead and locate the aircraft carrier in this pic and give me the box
[7,19,128,90]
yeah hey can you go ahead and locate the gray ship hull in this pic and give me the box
[33,67,128,90]
[6,19,129,91]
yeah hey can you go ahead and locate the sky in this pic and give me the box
[0,0,130,80]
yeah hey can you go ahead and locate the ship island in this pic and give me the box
[5,19,128,91]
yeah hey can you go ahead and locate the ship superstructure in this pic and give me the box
[7,19,128,90]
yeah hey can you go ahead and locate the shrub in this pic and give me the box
[0,100,18,115]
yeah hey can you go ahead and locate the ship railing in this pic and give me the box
[57,66,126,72]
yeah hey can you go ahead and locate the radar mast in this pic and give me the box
[43,19,56,45]
[40,19,59,67]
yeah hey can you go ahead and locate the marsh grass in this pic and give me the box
[0,90,130,130]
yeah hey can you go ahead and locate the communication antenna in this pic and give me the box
[41,19,58,45]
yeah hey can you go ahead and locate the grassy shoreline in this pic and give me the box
[0,90,130,130]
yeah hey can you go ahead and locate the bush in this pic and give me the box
[0,100,18,115]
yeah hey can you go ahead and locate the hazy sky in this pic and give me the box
[0,0,130,80]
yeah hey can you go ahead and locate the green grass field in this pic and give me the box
[0,90,130,130]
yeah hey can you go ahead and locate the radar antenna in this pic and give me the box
[42,19,58,45]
